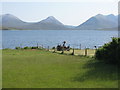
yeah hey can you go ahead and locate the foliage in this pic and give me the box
[15,46,40,50]
[95,37,119,64]
[15,47,21,49]
[52,47,55,49]
[31,46,38,49]
[23,46,31,49]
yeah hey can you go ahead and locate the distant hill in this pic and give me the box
[0,14,69,30]
[76,14,118,30]
[25,16,68,30]
[1,14,31,30]
[0,14,118,30]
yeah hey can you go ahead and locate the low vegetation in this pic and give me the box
[15,46,39,50]
[95,37,119,64]
[3,49,118,88]
[3,38,119,88]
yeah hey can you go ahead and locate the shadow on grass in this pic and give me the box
[72,59,118,82]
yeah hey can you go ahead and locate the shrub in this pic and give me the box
[15,47,21,49]
[31,47,38,49]
[52,47,55,49]
[23,46,30,49]
[95,37,119,64]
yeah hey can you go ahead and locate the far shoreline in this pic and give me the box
[1,29,118,31]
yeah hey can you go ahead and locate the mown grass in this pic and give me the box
[2,49,118,88]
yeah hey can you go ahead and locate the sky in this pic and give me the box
[0,0,119,26]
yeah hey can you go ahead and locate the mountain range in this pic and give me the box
[76,14,118,30]
[0,14,118,30]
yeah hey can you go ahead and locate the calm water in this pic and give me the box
[2,30,118,49]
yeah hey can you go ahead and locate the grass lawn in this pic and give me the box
[2,49,118,88]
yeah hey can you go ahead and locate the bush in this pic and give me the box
[31,47,38,49]
[23,46,31,49]
[15,47,21,49]
[52,47,55,49]
[95,37,119,64]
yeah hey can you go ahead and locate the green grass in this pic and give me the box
[2,49,118,88]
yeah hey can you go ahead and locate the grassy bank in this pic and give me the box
[2,49,118,88]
